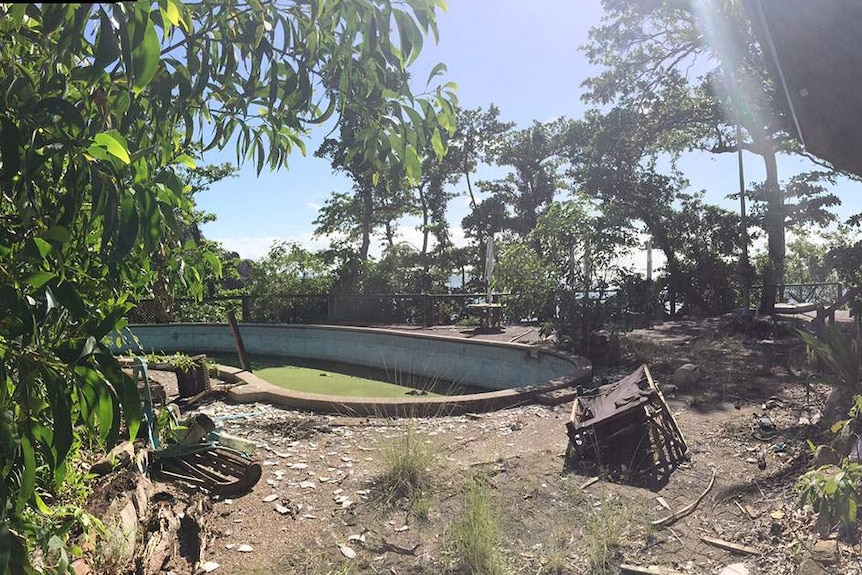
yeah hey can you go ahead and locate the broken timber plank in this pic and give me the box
[700,536,759,556]
[621,564,687,575]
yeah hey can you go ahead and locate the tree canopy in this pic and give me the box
[0,1,453,570]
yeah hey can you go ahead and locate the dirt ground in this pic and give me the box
[107,319,862,574]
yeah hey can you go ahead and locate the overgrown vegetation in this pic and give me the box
[796,394,862,536]
[0,1,454,570]
[445,475,503,575]
[581,496,628,575]
[377,427,436,514]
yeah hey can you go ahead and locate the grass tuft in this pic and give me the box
[377,426,436,509]
[582,496,627,575]
[446,475,503,575]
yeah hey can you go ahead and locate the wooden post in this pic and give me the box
[424,294,434,327]
[241,295,251,323]
[227,309,252,372]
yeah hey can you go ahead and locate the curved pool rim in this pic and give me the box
[122,323,592,417]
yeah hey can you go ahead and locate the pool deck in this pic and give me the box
[367,324,546,345]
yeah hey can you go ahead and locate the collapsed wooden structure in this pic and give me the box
[565,364,688,487]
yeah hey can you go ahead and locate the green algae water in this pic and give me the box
[207,354,477,397]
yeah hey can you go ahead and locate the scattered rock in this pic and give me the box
[810,445,841,469]
[71,559,92,575]
[102,499,138,564]
[719,564,750,575]
[262,494,279,503]
[797,557,831,575]
[90,441,136,475]
[236,544,254,553]
[672,364,701,389]
[202,561,220,572]
[812,540,838,564]
[339,545,356,559]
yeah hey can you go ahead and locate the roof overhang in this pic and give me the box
[744,0,862,176]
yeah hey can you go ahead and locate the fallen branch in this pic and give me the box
[699,535,759,556]
[580,476,600,490]
[651,470,716,528]
[621,564,686,575]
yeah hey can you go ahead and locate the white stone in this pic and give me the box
[237,544,254,553]
[339,545,356,559]
[262,494,279,502]
[672,363,701,388]
[719,564,749,575]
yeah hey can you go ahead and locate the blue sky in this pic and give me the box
[197,0,861,263]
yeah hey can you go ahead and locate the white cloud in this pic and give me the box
[215,233,330,260]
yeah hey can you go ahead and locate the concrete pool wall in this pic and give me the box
[122,323,592,416]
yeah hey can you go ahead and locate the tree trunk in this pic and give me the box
[757,142,784,315]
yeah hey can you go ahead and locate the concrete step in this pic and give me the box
[535,386,579,406]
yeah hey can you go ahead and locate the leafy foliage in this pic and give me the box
[797,396,862,535]
[247,242,334,323]
[581,0,846,313]
[799,325,861,394]
[0,1,453,569]
[796,459,862,534]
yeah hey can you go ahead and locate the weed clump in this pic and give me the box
[377,426,435,509]
[582,496,627,575]
[446,475,503,575]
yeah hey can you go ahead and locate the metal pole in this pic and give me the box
[646,238,653,282]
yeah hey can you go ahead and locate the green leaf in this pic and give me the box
[30,237,52,259]
[203,252,223,277]
[131,12,160,92]
[92,131,131,164]
[94,7,120,70]
[16,436,37,513]
[165,0,182,27]
[40,226,70,243]
[25,272,56,288]
[425,62,447,88]
[430,127,445,159]
[96,384,115,444]
[175,154,196,169]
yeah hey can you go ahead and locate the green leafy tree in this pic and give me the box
[582,0,846,313]
[494,200,634,324]
[0,1,452,569]
[476,119,571,241]
[568,113,739,315]
[247,242,334,323]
